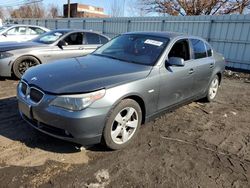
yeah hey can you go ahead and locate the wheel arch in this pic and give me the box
[123,95,146,124]
[11,55,42,75]
[216,72,222,84]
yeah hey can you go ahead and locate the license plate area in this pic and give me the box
[19,100,32,119]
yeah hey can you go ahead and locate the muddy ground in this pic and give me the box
[0,75,250,188]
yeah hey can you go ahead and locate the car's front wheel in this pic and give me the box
[103,99,142,150]
[13,56,40,79]
[205,75,220,102]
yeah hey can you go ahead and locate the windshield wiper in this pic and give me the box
[93,53,147,65]
[93,53,126,62]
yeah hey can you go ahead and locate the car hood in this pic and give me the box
[23,55,152,94]
[0,41,44,52]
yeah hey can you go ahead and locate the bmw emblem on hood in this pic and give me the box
[31,77,37,81]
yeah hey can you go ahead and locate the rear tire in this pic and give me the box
[13,56,40,79]
[103,99,142,150]
[204,75,219,102]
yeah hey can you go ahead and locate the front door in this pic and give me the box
[158,39,195,110]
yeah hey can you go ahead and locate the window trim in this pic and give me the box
[189,38,208,60]
[204,42,214,57]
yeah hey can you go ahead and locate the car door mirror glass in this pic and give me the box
[168,57,185,66]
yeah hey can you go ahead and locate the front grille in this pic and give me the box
[30,88,44,103]
[20,82,27,96]
[19,81,44,104]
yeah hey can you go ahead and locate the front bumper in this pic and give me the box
[17,89,111,146]
[0,57,13,77]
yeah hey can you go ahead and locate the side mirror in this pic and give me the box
[2,33,7,37]
[57,40,67,49]
[168,57,185,66]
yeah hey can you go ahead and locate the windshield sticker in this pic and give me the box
[144,39,163,46]
[54,32,63,36]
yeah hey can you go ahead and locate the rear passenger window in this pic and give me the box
[205,43,212,57]
[100,35,108,44]
[27,27,46,35]
[86,33,100,44]
[191,39,207,59]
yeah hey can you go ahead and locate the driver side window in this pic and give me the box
[168,39,190,61]
[63,32,83,45]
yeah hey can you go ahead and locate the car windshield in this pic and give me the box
[93,34,169,66]
[32,30,67,44]
[0,26,10,33]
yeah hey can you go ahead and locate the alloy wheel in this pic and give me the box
[111,107,139,144]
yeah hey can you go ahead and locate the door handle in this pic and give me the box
[210,62,215,68]
[189,68,194,74]
[79,47,84,50]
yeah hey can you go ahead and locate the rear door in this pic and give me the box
[158,38,196,110]
[190,39,214,95]
[83,32,109,54]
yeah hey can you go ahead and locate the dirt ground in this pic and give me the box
[0,74,250,188]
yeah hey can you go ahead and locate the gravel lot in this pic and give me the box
[0,75,250,188]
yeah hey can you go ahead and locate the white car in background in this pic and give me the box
[0,24,50,42]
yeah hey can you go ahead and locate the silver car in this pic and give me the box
[0,24,49,42]
[0,29,109,78]
[17,32,225,150]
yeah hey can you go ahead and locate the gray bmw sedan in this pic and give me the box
[0,29,109,78]
[17,32,225,150]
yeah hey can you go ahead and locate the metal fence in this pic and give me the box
[12,15,250,71]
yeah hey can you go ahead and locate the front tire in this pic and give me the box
[13,56,40,79]
[205,75,219,102]
[103,99,142,150]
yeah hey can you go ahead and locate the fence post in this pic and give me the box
[67,19,71,29]
[83,20,86,29]
[161,19,165,31]
[207,19,214,42]
[102,20,106,34]
[127,20,131,32]
[55,20,58,29]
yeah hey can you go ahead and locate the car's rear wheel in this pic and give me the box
[205,75,219,102]
[13,56,40,79]
[103,99,142,150]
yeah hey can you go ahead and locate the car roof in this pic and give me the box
[50,29,109,38]
[4,24,45,28]
[124,31,188,39]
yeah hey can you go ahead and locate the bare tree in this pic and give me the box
[139,0,250,16]
[9,2,45,18]
[47,4,60,18]
[0,7,4,20]
[110,0,124,17]
[127,0,148,16]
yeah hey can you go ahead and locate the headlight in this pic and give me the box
[0,52,13,59]
[50,89,105,111]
